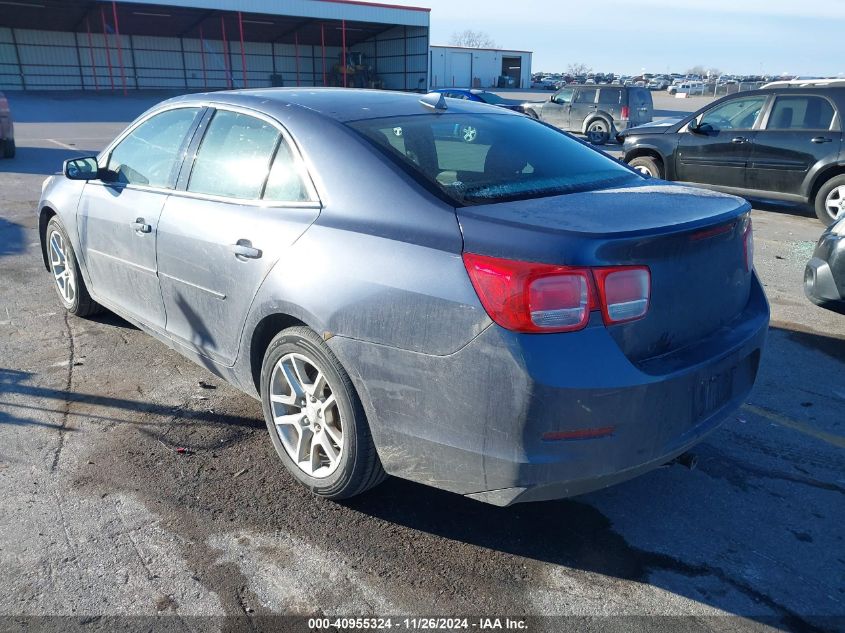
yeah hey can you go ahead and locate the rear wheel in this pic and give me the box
[45,216,102,317]
[628,156,664,179]
[460,125,479,143]
[814,175,845,226]
[586,119,610,145]
[260,326,386,500]
[2,139,14,159]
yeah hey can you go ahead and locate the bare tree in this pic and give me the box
[686,65,707,76]
[707,67,722,78]
[566,62,592,76]
[450,30,498,49]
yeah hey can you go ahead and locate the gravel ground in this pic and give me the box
[0,93,843,633]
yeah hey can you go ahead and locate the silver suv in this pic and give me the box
[523,84,654,145]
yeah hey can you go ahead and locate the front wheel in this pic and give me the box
[260,326,386,500]
[586,119,611,145]
[628,156,664,179]
[45,216,102,317]
[814,174,845,226]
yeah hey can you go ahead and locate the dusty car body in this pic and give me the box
[37,89,768,505]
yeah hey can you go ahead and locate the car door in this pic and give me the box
[747,94,842,195]
[76,106,203,329]
[542,87,573,128]
[675,94,769,188]
[156,107,321,366]
[570,87,598,132]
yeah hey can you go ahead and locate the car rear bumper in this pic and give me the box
[804,231,845,308]
[330,275,769,506]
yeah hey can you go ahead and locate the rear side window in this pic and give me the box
[767,96,835,130]
[598,89,623,105]
[107,107,200,188]
[263,141,311,202]
[188,110,280,200]
[574,89,597,104]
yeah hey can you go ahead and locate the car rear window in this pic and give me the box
[348,113,639,206]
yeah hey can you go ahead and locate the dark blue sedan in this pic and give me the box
[39,89,769,505]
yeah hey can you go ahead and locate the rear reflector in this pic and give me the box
[542,426,616,442]
[462,253,650,333]
[593,267,650,325]
[620,105,630,120]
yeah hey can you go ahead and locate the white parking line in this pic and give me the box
[46,138,79,150]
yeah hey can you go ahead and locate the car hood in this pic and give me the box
[624,117,686,135]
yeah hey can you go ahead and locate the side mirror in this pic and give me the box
[64,157,100,181]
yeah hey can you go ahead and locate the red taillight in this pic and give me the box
[620,105,630,120]
[743,218,754,272]
[462,253,594,333]
[593,267,651,324]
[462,254,650,333]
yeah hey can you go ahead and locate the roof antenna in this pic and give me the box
[419,92,448,112]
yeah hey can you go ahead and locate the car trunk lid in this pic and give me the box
[457,182,753,363]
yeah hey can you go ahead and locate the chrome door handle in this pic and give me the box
[231,240,262,260]
[811,136,833,144]
[131,218,151,234]
[731,137,748,144]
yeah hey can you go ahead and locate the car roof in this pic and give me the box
[163,88,514,122]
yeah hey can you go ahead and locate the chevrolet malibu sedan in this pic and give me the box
[38,89,769,506]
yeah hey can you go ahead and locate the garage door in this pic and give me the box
[447,52,472,88]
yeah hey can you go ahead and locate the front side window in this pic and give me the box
[552,88,573,104]
[349,113,639,206]
[107,107,200,188]
[767,96,835,130]
[699,96,767,131]
[188,110,280,200]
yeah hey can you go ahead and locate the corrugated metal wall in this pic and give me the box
[429,47,532,90]
[0,25,428,91]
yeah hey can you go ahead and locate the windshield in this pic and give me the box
[348,114,639,205]
[476,92,506,105]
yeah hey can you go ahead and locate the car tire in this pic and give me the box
[2,139,14,159]
[814,174,845,226]
[628,156,664,179]
[45,216,103,317]
[586,119,611,145]
[260,326,386,500]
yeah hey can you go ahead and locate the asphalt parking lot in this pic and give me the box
[0,91,843,633]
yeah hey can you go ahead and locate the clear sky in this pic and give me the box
[389,0,844,77]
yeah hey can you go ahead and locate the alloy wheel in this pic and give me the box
[269,353,344,478]
[824,185,845,221]
[462,125,478,143]
[48,229,76,305]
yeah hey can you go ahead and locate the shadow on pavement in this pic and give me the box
[0,217,25,257]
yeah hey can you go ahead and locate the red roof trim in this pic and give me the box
[431,45,532,54]
[316,0,431,13]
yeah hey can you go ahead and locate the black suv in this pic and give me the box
[620,85,845,224]
[523,84,654,145]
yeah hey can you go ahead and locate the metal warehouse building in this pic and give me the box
[0,0,430,91]
[430,45,532,90]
